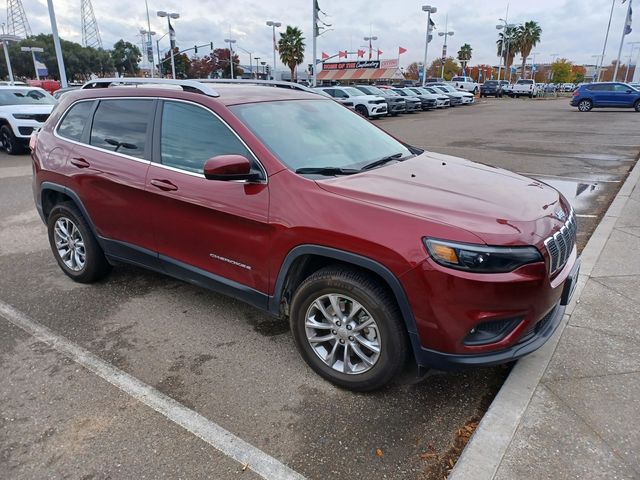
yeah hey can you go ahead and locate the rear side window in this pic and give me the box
[589,84,612,91]
[160,101,252,174]
[90,99,153,159]
[57,101,93,141]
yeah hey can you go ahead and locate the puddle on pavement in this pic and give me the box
[534,178,601,212]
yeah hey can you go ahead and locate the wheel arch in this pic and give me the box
[270,245,420,342]
[40,182,102,242]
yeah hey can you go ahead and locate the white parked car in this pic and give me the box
[450,76,479,94]
[0,86,56,155]
[512,79,539,98]
[314,86,388,118]
[432,83,475,105]
[407,87,451,108]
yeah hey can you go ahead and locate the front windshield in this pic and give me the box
[384,89,400,96]
[342,87,365,97]
[365,86,385,95]
[392,89,408,96]
[424,87,438,94]
[0,88,56,106]
[231,99,412,173]
[439,85,456,93]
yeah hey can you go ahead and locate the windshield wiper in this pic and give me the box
[360,152,411,171]
[295,167,360,176]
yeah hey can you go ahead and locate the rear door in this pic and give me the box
[62,98,158,260]
[146,99,270,295]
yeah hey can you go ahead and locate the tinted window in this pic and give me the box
[589,84,612,91]
[90,99,153,159]
[160,101,251,174]
[452,77,464,82]
[58,101,93,141]
[613,84,631,92]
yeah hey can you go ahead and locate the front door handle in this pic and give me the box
[150,179,178,191]
[70,157,90,168]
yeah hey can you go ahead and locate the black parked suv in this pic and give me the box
[480,80,509,98]
[353,85,406,116]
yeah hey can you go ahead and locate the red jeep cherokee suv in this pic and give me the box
[31,78,580,391]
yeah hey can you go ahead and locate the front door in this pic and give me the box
[146,100,270,298]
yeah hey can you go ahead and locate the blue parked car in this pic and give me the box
[571,82,640,112]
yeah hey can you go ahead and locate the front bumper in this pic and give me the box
[369,104,388,116]
[14,121,45,139]
[388,101,406,113]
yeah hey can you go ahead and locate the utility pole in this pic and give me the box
[421,5,437,87]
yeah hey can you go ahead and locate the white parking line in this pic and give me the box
[0,300,306,480]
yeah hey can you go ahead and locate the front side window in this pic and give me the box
[160,101,252,174]
[231,99,412,173]
[90,99,153,159]
[613,84,631,92]
[58,101,94,141]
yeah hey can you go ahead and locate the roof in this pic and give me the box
[67,83,322,106]
[317,68,404,82]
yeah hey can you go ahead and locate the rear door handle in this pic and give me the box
[70,157,90,168]
[150,179,178,191]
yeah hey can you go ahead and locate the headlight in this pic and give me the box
[423,238,542,273]
[13,113,35,120]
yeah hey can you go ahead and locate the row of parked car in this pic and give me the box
[314,84,475,118]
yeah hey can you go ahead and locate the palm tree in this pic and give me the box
[278,26,305,82]
[517,21,542,79]
[457,44,472,71]
[496,27,519,79]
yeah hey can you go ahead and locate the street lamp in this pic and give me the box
[224,38,237,79]
[364,35,378,60]
[157,10,180,79]
[254,56,261,79]
[421,5,437,86]
[437,15,453,80]
[20,46,45,80]
[496,20,516,82]
[140,29,156,78]
[266,21,281,80]
[0,34,20,83]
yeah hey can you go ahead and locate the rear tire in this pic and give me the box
[578,99,593,112]
[290,266,408,391]
[47,202,112,283]
[1,125,23,155]
[355,105,369,118]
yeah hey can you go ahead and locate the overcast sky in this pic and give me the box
[22,0,640,69]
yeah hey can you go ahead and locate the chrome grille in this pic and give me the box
[544,210,577,276]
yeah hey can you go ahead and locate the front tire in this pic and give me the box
[578,99,593,112]
[1,125,23,155]
[47,202,111,283]
[634,100,640,112]
[290,266,408,391]
[355,105,369,118]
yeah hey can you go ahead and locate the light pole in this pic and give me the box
[421,5,437,87]
[438,15,454,80]
[266,21,281,80]
[20,46,45,80]
[364,35,378,60]
[224,38,237,79]
[591,54,604,82]
[496,20,516,82]
[140,29,156,77]
[155,31,168,77]
[157,11,180,79]
[0,35,19,83]
[549,53,559,82]
[624,42,640,83]
[46,0,67,87]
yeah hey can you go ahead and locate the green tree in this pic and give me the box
[111,39,141,76]
[278,25,305,81]
[161,48,191,78]
[457,43,472,70]
[550,59,572,83]
[496,26,519,78]
[427,57,460,80]
[516,21,542,79]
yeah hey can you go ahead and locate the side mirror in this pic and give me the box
[203,155,261,182]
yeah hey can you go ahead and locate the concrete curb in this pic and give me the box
[448,157,640,480]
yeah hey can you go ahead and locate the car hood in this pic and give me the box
[0,104,55,115]
[317,151,568,245]
[356,95,385,102]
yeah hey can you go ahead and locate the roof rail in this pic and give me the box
[81,77,220,97]
[200,78,318,94]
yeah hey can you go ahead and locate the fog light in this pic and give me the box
[464,316,523,346]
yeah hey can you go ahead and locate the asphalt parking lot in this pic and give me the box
[1,97,638,480]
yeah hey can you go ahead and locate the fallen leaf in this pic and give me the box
[375,448,384,457]
[420,452,438,460]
